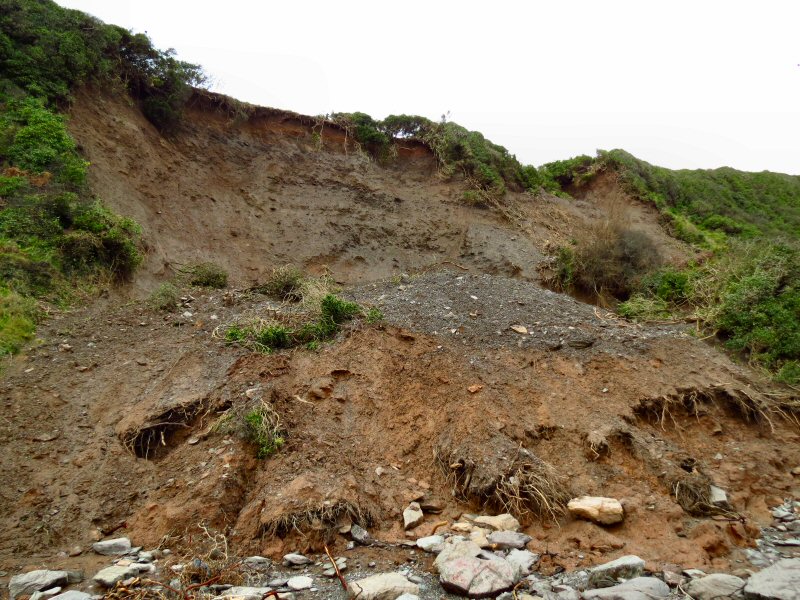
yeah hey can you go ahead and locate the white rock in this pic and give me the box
[416,535,445,553]
[439,556,516,597]
[287,576,313,591]
[584,577,669,600]
[434,540,483,573]
[403,502,424,530]
[486,530,532,549]
[92,537,132,556]
[686,573,745,600]
[588,555,646,587]
[92,565,139,588]
[346,573,419,600]
[50,593,92,600]
[744,558,800,600]
[214,586,273,600]
[282,553,311,566]
[395,595,420,600]
[506,549,539,578]
[568,496,624,525]
[9,570,69,599]
[709,486,730,507]
[473,514,521,532]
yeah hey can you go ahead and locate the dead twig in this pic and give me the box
[324,544,347,590]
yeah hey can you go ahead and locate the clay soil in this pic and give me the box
[0,89,798,583]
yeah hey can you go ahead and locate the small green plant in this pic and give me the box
[259,265,304,301]
[148,282,179,311]
[244,402,285,459]
[225,325,247,344]
[254,324,290,351]
[320,293,360,323]
[366,306,384,323]
[186,262,228,288]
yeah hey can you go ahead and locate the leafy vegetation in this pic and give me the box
[544,150,800,384]
[244,403,285,459]
[225,293,367,353]
[0,0,164,358]
[257,265,304,301]
[147,282,179,312]
[1,0,205,130]
[329,112,550,198]
[184,262,228,289]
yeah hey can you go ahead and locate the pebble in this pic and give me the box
[283,553,311,566]
[588,555,645,587]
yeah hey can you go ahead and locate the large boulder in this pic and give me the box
[583,577,669,600]
[744,559,800,600]
[588,556,646,588]
[439,556,516,598]
[9,571,69,599]
[434,540,483,573]
[568,497,624,525]
[91,537,132,556]
[347,573,419,600]
[687,574,745,600]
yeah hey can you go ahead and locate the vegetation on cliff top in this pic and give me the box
[0,0,204,357]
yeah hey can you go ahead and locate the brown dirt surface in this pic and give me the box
[0,89,798,589]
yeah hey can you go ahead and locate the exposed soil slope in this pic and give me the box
[0,90,797,586]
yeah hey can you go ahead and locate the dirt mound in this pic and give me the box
[1,89,798,587]
[1,271,797,578]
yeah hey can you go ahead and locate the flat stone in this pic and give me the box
[440,556,516,598]
[709,486,730,508]
[434,540,483,573]
[687,574,745,600]
[92,565,139,587]
[773,539,800,547]
[403,502,424,530]
[347,573,419,600]
[416,535,446,553]
[9,570,69,599]
[584,577,669,600]
[30,590,62,600]
[588,556,646,588]
[287,576,313,590]
[283,553,311,566]
[744,559,800,600]
[92,537,132,556]
[486,530,532,549]
[568,496,624,525]
[684,569,708,579]
[396,595,421,600]
[506,549,539,578]
[50,593,92,600]
[473,514,521,532]
[214,587,273,600]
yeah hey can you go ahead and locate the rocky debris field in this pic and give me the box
[350,271,685,354]
[6,501,800,600]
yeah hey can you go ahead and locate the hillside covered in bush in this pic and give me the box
[544,151,800,384]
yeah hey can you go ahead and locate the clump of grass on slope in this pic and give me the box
[224,293,366,353]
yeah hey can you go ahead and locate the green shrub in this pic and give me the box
[244,403,285,459]
[187,262,228,288]
[148,282,178,311]
[617,294,671,321]
[556,226,661,300]
[254,324,290,351]
[366,306,384,323]
[225,325,247,344]
[320,294,361,323]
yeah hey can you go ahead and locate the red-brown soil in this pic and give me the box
[0,89,797,584]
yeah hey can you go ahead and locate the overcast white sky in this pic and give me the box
[57,0,800,174]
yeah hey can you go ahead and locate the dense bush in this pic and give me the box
[553,224,661,300]
[0,0,205,131]
[620,240,800,384]
[186,262,228,288]
[329,112,549,198]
